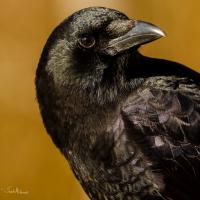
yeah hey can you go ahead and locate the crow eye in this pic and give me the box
[78,36,96,48]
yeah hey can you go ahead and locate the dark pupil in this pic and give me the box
[81,37,94,47]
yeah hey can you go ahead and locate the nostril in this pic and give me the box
[106,19,136,38]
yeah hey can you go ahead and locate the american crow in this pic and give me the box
[35,7,200,200]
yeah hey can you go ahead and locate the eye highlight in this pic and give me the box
[78,36,96,49]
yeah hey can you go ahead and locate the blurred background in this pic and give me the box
[0,0,199,199]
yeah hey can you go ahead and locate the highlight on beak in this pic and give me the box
[104,20,166,56]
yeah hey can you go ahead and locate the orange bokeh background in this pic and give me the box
[0,1,199,200]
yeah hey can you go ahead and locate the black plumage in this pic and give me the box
[35,7,200,200]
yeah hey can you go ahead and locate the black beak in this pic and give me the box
[104,20,166,56]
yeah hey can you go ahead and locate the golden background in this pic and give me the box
[0,0,199,200]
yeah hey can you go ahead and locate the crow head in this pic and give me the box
[36,7,165,104]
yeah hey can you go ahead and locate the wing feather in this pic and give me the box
[121,76,200,199]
